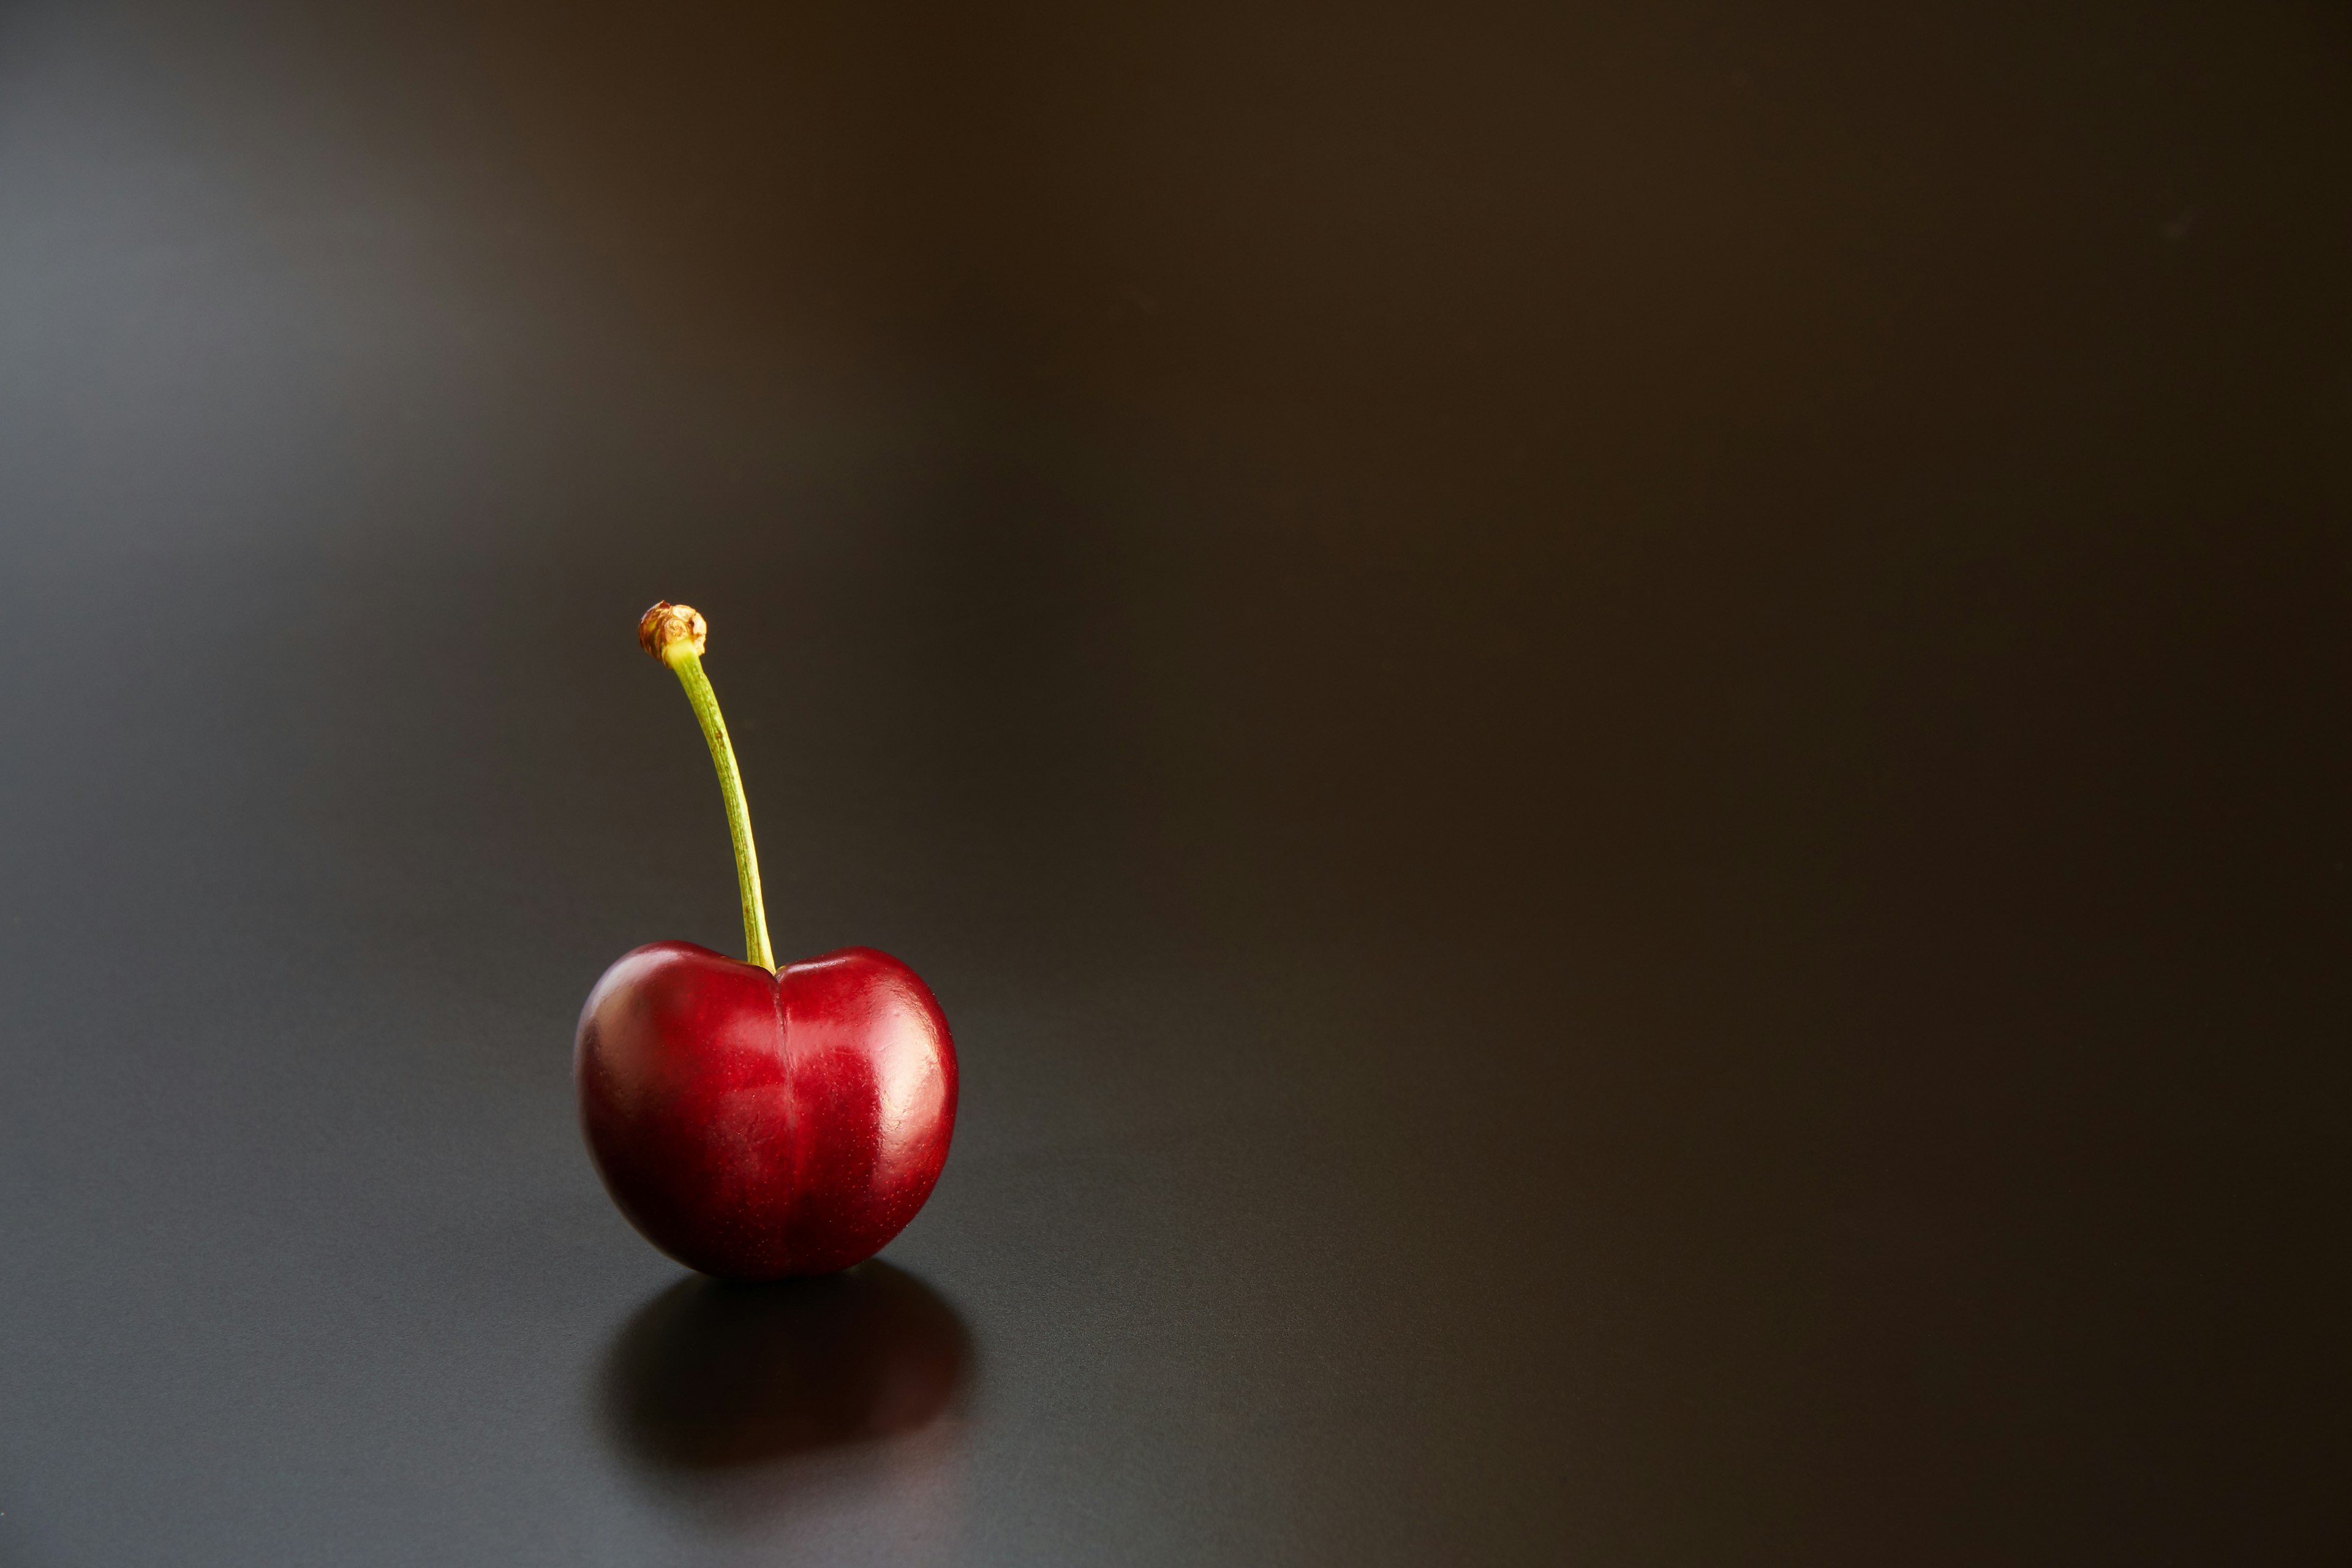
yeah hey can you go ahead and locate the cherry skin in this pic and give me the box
[575,942,957,1280]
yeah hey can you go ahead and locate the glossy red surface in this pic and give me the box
[575,943,958,1280]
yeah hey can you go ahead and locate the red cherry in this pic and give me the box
[578,603,959,1278]
[576,942,958,1280]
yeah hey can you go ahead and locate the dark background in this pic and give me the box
[2,1,2347,1562]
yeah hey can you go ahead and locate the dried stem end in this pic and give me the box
[638,601,708,663]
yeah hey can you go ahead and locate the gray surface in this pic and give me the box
[2,1,2348,1562]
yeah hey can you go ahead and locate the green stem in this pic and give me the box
[665,646,774,971]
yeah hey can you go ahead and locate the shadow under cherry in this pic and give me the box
[598,1261,972,1472]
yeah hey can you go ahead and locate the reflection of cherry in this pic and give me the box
[575,604,957,1280]
[601,1262,971,1469]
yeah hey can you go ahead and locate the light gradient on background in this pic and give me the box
[2,1,2348,1562]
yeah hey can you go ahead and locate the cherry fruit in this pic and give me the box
[574,603,957,1280]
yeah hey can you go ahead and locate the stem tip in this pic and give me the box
[638,601,707,662]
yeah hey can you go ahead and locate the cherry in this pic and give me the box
[574,603,957,1280]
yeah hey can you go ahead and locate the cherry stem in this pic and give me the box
[663,644,775,972]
